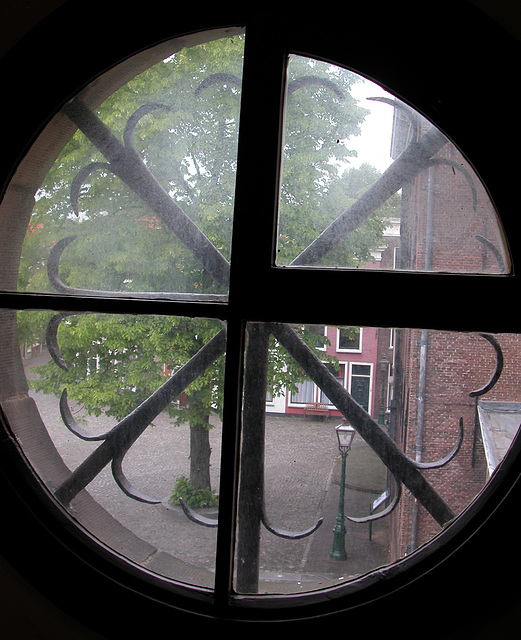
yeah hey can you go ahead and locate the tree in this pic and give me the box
[20,35,397,497]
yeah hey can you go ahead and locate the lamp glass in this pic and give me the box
[336,424,356,450]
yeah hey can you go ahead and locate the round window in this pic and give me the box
[0,9,520,631]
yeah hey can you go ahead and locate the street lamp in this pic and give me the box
[330,424,356,561]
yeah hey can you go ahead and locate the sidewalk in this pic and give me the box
[23,351,391,594]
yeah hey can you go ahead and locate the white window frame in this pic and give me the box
[336,326,363,353]
[348,361,373,413]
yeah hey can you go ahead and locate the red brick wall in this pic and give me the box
[395,331,521,554]
[390,134,517,557]
[400,134,506,275]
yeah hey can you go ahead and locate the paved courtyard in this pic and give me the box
[24,352,391,594]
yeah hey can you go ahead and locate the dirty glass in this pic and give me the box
[16,309,225,588]
[1,29,518,605]
[276,55,509,275]
[3,31,244,590]
[235,323,521,594]
[17,34,245,299]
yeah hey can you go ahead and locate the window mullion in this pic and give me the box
[213,24,288,606]
[213,314,245,606]
[227,22,288,313]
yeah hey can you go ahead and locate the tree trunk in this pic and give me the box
[189,412,212,491]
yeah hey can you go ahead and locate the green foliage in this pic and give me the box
[266,324,336,399]
[319,163,401,268]
[17,309,53,348]
[19,35,246,297]
[27,312,224,422]
[170,475,218,509]
[18,35,399,491]
[277,57,397,268]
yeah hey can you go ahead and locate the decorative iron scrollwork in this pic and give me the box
[39,71,506,591]
[51,318,227,507]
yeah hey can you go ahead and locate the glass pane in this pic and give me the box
[276,55,509,274]
[11,310,226,588]
[338,327,360,351]
[235,323,521,594]
[16,34,244,298]
[350,373,370,411]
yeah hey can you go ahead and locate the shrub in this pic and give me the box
[170,475,218,509]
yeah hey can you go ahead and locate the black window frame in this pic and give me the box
[1,2,521,637]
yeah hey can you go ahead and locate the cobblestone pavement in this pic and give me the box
[24,352,391,594]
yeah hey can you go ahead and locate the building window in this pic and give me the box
[349,363,372,412]
[0,13,518,626]
[290,378,316,404]
[337,327,362,352]
[308,324,328,350]
[290,363,345,406]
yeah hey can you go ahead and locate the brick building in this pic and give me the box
[383,112,521,558]
[266,323,382,421]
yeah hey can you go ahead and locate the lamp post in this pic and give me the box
[378,356,389,426]
[330,424,356,560]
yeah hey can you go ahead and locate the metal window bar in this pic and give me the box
[22,44,504,596]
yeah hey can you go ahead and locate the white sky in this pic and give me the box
[348,79,395,173]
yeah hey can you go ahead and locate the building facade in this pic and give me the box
[385,114,521,558]
[266,324,381,420]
